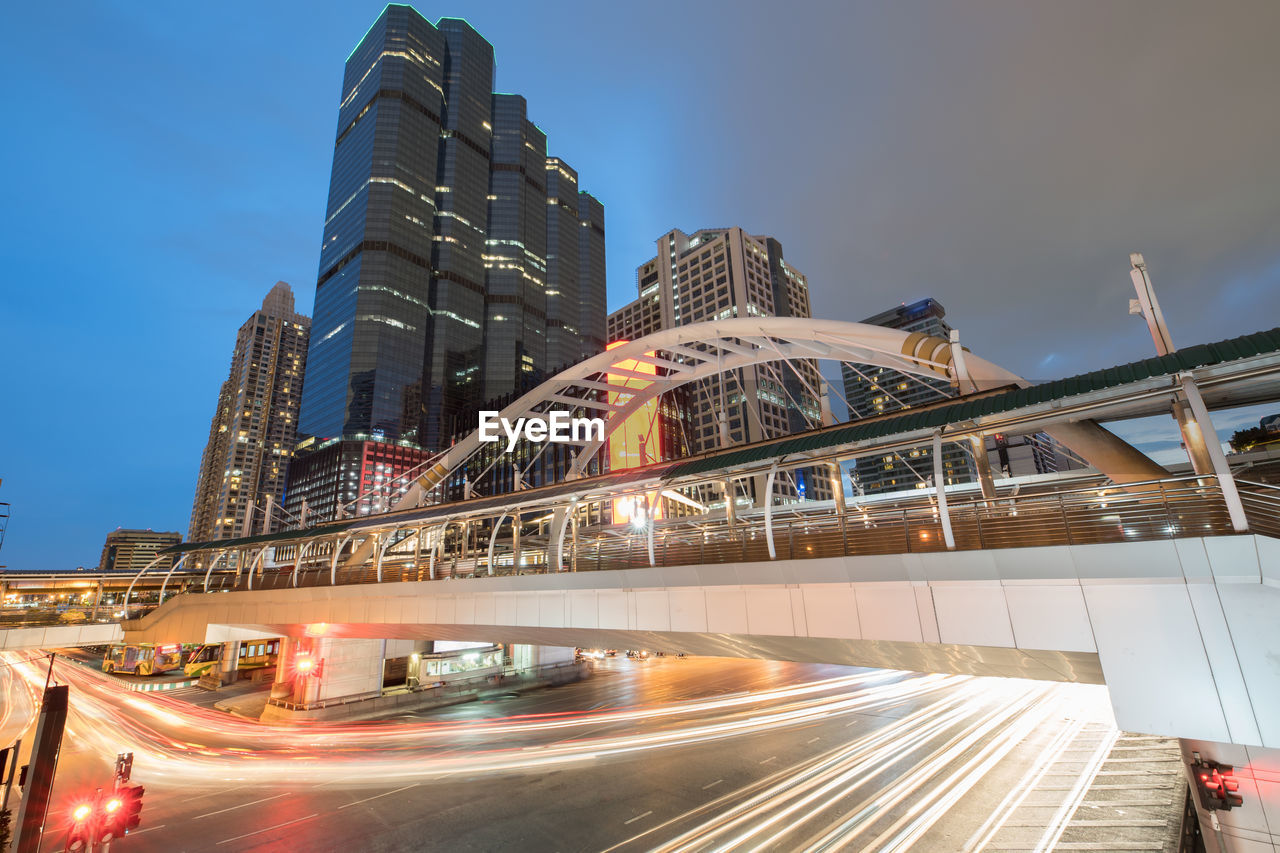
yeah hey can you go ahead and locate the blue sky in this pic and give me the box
[1,1,1277,570]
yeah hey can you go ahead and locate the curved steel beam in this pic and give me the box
[123,553,172,615]
[329,535,353,586]
[157,554,191,603]
[392,317,1163,508]
[764,460,781,560]
[487,513,509,577]
[202,550,230,593]
[246,547,268,591]
[291,538,318,588]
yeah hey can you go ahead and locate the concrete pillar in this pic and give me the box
[511,645,574,672]
[219,641,241,686]
[269,640,292,701]
[278,637,385,710]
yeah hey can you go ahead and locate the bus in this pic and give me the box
[102,643,184,676]
[183,639,281,678]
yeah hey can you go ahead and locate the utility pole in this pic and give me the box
[12,684,69,853]
[1128,253,1215,476]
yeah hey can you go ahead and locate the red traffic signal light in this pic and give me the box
[66,801,96,852]
[294,655,323,678]
[99,793,127,842]
[1191,757,1243,811]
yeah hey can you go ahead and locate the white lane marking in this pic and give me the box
[624,810,653,825]
[338,783,420,809]
[806,736,820,744]
[128,824,166,835]
[216,813,319,845]
[759,755,777,764]
[193,792,289,819]
[701,779,724,790]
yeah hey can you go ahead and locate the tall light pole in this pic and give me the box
[1128,253,1214,476]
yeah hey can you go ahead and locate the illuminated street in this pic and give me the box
[0,652,1187,852]
[5,4,1279,850]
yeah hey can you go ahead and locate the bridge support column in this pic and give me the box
[570,512,578,572]
[764,461,780,560]
[830,463,846,518]
[218,641,241,686]
[931,432,956,550]
[264,637,385,722]
[512,512,521,571]
[723,479,736,529]
[549,508,570,572]
[969,435,997,500]
[1180,375,1248,532]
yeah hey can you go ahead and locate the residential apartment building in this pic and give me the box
[98,529,181,573]
[189,282,309,540]
[608,227,832,505]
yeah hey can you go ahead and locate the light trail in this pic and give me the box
[1,653,969,784]
[608,682,1117,853]
[0,651,1120,851]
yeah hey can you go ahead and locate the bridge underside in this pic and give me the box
[126,534,1280,749]
[222,621,1105,685]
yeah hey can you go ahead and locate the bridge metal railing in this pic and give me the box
[1238,479,1280,539]
[164,474,1276,600]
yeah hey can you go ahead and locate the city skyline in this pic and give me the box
[3,0,1280,569]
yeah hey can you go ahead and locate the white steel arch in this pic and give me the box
[396,317,1164,507]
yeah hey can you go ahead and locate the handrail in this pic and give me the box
[138,472,1280,599]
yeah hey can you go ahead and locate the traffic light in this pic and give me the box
[120,784,145,833]
[1191,756,1243,811]
[64,800,95,852]
[98,792,125,844]
[294,655,324,679]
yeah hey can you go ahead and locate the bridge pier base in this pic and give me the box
[1177,738,1280,852]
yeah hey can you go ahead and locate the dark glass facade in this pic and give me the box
[291,6,607,513]
[577,192,607,359]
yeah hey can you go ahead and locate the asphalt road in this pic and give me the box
[1,652,1138,852]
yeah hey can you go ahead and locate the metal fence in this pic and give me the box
[182,475,1280,596]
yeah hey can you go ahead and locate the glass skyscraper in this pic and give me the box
[289,7,607,519]
[297,5,606,456]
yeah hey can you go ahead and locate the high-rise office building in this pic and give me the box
[291,6,605,517]
[608,227,831,503]
[98,529,181,573]
[842,299,1072,494]
[577,192,607,361]
[189,282,310,541]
